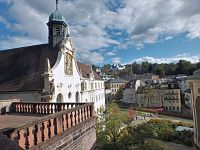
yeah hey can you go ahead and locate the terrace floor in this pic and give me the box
[0,113,45,132]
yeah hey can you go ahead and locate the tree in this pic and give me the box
[155,64,165,77]
[141,62,150,74]
[115,86,123,100]
[96,103,128,149]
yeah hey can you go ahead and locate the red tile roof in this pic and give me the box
[77,62,102,80]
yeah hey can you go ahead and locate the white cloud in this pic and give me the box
[105,51,116,56]
[77,51,104,65]
[112,57,121,64]
[165,36,173,40]
[0,36,41,50]
[131,53,200,64]
[0,0,199,64]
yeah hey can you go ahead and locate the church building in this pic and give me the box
[0,0,105,111]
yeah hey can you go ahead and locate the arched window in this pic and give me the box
[57,93,63,102]
[76,92,79,103]
[68,92,72,99]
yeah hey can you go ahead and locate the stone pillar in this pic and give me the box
[187,70,200,149]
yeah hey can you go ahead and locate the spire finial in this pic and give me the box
[56,0,58,10]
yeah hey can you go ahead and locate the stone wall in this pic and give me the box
[31,117,96,150]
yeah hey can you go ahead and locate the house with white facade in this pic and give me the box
[0,1,105,111]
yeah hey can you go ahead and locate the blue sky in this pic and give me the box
[0,0,199,65]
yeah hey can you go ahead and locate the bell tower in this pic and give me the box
[47,0,68,47]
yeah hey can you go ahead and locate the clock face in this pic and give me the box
[64,53,73,75]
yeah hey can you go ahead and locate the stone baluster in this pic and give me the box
[27,126,35,148]
[49,119,55,138]
[39,104,42,114]
[85,107,88,120]
[42,104,45,114]
[49,104,52,114]
[18,129,26,149]
[88,106,91,118]
[27,104,30,113]
[82,108,85,122]
[67,113,71,128]
[19,104,22,112]
[42,121,49,141]
[76,110,79,124]
[36,104,38,114]
[36,123,42,145]
[55,117,62,135]
[62,114,67,130]
[46,104,50,114]
[78,109,81,123]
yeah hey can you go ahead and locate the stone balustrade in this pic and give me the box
[11,102,85,114]
[3,103,94,149]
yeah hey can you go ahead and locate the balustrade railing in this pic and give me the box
[3,103,94,149]
[11,102,85,114]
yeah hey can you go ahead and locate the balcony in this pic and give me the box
[0,101,96,150]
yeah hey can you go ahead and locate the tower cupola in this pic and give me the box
[47,0,69,48]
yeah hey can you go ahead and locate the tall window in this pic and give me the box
[91,83,93,90]
[55,27,61,35]
[76,92,79,103]
[57,93,63,102]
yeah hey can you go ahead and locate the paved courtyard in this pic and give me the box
[0,114,44,132]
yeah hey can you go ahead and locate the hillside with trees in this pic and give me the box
[100,60,200,77]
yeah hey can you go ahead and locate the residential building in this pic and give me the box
[177,78,188,94]
[162,88,181,112]
[187,69,200,149]
[136,85,163,108]
[123,80,145,104]
[105,89,112,104]
[110,64,125,71]
[136,74,159,83]
[105,78,127,95]
[0,1,105,111]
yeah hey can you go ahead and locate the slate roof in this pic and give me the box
[76,62,102,80]
[0,44,58,92]
[0,43,102,92]
[105,78,127,84]
[124,79,137,88]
